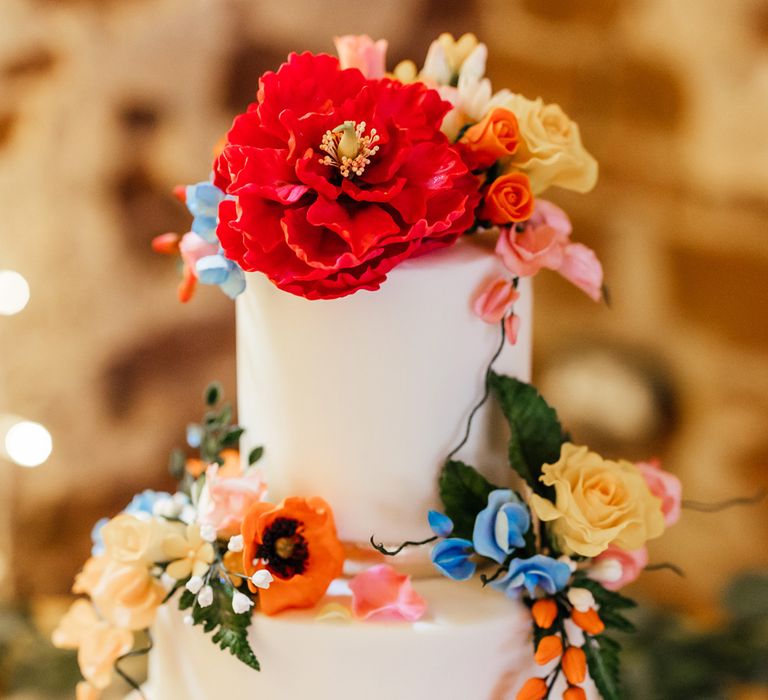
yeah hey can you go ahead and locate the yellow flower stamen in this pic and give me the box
[319,120,380,178]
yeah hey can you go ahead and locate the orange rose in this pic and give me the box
[89,560,165,630]
[480,172,534,224]
[459,107,520,169]
[242,496,344,616]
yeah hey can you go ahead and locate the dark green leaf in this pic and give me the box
[488,372,564,493]
[248,446,264,465]
[221,427,245,448]
[176,577,260,671]
[584,633,622,700]
[204,382,223,406]
[439,460,499,539]
[217,404,233,427]
[168,448,186,480]
[578,578,638,610]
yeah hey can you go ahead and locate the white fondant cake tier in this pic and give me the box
[237,236,532,548]
[148,578,539,700]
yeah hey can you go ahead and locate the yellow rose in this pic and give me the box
[494,93,598,195]
[101,513,183,565]
[530,443,665,557]
[89,559,165,630]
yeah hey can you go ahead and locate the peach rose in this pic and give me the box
[52,600,133,690]
[101,513,182,565]
[89,560,165,630]
[480,172,535,224]
[197,450,267,538]
[494,93,598,195]
[459,107,520,169]
[530,443,665,557]
[636,459,682,526]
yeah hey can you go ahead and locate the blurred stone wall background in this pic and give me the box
[0,0,767,630]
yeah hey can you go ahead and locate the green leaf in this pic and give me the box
[204,382,223,407]
[248,446,264,465]
[177,577,260,671]
[488,372,564,493]
[439,460,499,539]
[584,633,622,700]
[221,427,245,448]
[168,448,186,480]
[577,578,638,610]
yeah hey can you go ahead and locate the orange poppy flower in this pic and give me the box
[241,496,344,616]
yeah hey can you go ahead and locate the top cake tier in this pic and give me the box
[236,235,531,550]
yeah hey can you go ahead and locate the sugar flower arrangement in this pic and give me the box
[154,31,604,347]
[53,384,427,698]
[375,373,682,700]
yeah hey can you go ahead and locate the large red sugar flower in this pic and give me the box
[213,52,481,299]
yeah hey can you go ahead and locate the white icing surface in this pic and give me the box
[148,577,538,700]
[237,237,532,546]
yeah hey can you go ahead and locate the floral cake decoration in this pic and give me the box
[55,33,694,700]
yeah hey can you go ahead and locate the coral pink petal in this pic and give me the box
[472,276,518,324]
[504,313,521,345]
[349,564,427,622]
[558,243,604,302]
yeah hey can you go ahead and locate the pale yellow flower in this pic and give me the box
[163,522,215,579]
[101,513,183,565]
[530,443,665,557]
[490,93,598,195]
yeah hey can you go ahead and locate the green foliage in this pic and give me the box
[577,577,637,633]
[438,460,499,539]
[248,445,264,465]
[178,578,260,671]
[584,633,622,700]
[204,381,223,406]
[488,372,564,494]
[168,447,186,480]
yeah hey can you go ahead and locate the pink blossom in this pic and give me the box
[637,459,682,527]
[333,35,388,79]
[504,313,521,345]
[494,199,603,301]
[197,455,267,538]
[472,276,519,324]
[349,564,427,622]
[179,232,218,277]
[594,545,648,591]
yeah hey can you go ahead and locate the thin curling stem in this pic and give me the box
[446,319,506,462]
[645,562,686,577]
[683,488,766,513]
[369,534,438,556]
[114,631,153,700]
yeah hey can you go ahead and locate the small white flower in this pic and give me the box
[567,587,596,613]
[558,555,578,573]
[185,575,204,595]
[200,524,218,543]
[152,496,179,519]
[232,591,254,615]
[228,535,244,553]
[183,615,194,626]
[179,504,197,524]
[589,558,624,584]
[250,570,274,590]
[197,585,214,608]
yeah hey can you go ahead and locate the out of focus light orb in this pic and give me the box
[4,421,52,467]
[0,270,30,315]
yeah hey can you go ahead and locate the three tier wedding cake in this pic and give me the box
[53,33,682,700]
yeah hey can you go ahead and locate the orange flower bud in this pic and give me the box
[516,677,548,700]
[480,172,535,224]
[151,232,181,255]
[531,598,558,629]
[571,607,605,635]
[564,686,587,700]
[534,634,563,665]
[460,107,520,169]
[562,646,587,685]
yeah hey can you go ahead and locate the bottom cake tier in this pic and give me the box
[146,576,597,700]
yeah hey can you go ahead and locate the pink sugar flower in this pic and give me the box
[637,459,682,527]
[504,313,521,345]
[472,276,519,324]
[179,232,218,274]
[334,35,388,79]
[593,545,649,591]
[349,564,427,622]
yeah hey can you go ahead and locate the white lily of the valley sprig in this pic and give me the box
[567,587,597,613]
[197,585,214,608]
[250,570,274,590]
[232,590,254,614]
[588,558,624,585]
[228,535,244,552]
[186,575,204,595]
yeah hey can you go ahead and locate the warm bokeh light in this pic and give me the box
[4,421,52,468]
[0,270,31,316]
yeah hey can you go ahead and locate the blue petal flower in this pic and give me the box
[219,264,246,299]
[491,555,572,599]
[124,489,171,517]
[186,182,225,243]
[186,423,204,448]
[196,254,231,285]
[431,537,476,581]
[428,510,454,538]
[472,489,531,563]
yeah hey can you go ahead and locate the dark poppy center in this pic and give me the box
[256,517,309,579]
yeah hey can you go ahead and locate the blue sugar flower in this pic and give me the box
[491,555,572,599]
[125,489,171,517]
[428,510,454,538]
[472,489,531,564]
[185,182,225,244]
[195,254,246,299]
[431,538,476,581]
